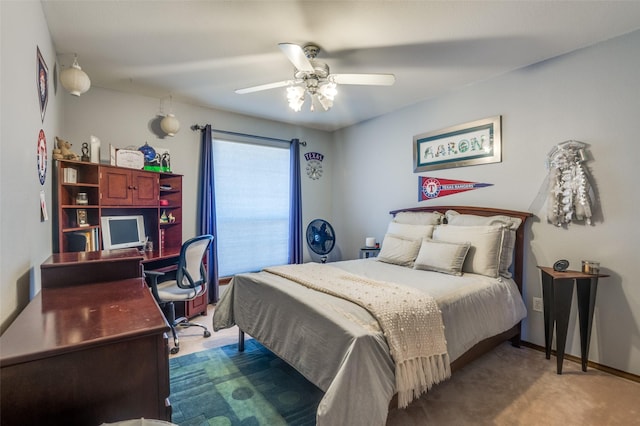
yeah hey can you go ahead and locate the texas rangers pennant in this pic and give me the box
[419,176,493,201]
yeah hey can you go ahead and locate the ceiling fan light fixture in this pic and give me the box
[237,42,394,113]
[60,55,91,96]
[318,81,337,101]
[287,85,305,112]
[287,81,337,112]
[317,96,333,111]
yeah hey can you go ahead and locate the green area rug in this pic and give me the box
[169,339,323,425]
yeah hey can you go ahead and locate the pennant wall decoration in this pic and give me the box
[419,176,493,201]
[36,47,49,123]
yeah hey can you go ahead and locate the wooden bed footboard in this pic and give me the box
[238,323,520,367]
[450,324,521,373]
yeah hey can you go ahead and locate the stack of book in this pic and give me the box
[63,167,78,183]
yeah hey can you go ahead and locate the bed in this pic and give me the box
[213,206,532,425]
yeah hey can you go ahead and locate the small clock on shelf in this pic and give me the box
[304,151,324,180]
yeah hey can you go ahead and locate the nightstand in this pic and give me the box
[360,247,380,259]
[538,266,609,374]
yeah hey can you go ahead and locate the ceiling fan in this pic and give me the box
[235,43,395,112]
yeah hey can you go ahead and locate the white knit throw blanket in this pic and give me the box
[264,263,451,408]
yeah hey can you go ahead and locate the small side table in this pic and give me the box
[538,266,609,374]
[360,247,380,259]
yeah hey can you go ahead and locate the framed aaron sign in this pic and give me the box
[413,116,501,172]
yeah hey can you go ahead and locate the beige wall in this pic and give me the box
[61,87,334,261]
[332,30,640,375]
[1,1,334,332]
[2,0,637,377]
[0,1,62,332]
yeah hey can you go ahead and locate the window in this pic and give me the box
[214,139,290,276]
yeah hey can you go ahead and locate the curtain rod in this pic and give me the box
[191,124,306,146]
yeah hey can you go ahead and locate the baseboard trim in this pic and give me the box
[521,340,639,383]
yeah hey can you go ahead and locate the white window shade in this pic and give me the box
[214,139,290,276]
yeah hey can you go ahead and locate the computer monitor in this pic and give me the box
[101,215,146,250]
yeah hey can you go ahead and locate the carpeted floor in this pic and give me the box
[170,338,640,426]
[169,305,640,426]
[385,341,640,426]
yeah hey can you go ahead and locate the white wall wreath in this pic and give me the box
[545,140,595,226]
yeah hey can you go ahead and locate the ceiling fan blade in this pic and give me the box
[279,43,314,73]
[332,73,396,86]
[235,80,292,94]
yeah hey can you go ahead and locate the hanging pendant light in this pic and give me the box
[161,113,181,136]
[160,95,180,136]
[60,54,91,96]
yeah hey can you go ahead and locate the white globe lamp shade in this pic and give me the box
[161,113,180,136]
[60,58,91,96]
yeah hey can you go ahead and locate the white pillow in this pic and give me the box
[445,210,522,278]
[386,222,434,240]
[414,239,470,276]
[432,225,505,278]
[377,234,421,267]
[444,210,522,229]
[393,211,443,226]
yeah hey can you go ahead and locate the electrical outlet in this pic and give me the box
[532,297,543,312]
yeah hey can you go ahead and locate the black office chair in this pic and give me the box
[144,234,214,354]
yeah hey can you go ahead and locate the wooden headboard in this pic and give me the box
[389,206,533,292]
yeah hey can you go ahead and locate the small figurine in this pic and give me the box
[168,213,176,223]
[81,142,90,162]
[160,210,168,223]
[161,152,171,171]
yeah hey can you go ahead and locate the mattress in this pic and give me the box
[213,258,527,425]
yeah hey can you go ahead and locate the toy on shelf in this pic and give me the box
[53,137,80,161]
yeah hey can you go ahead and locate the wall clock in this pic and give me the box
[304,151,324,180]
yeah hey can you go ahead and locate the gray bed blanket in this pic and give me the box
[213,259,527,426]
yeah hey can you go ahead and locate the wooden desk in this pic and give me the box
[40,248,143,288]
[538,266,609,374]
[0,254,171,426]
[141,246,182,265]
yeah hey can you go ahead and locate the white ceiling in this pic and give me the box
[42,1,640,132]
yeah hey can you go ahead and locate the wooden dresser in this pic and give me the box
[0,250,172,425]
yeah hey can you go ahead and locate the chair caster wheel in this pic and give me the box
[170,347,180,355]
[204,330,212,338]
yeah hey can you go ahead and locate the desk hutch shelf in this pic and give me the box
[52,160,206,318]
[53,160,183,255]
